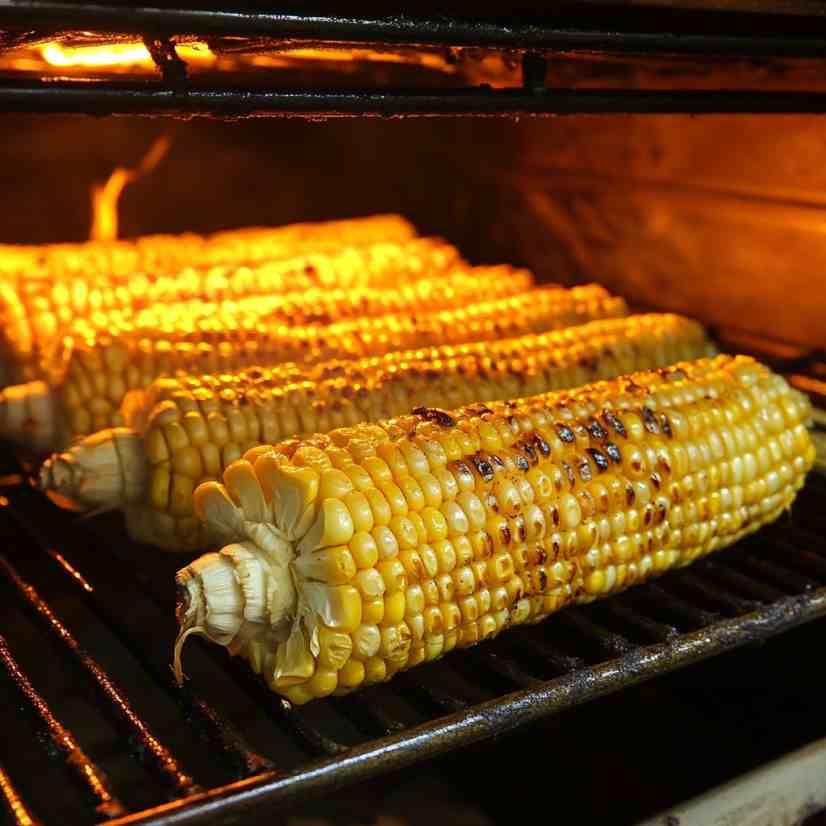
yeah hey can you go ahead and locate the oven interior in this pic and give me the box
[0,4,826,825]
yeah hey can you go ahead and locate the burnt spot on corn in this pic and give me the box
[451,460,474,488]
[500,523,512,546]
[626,482,636,507]
[514,516,527,543]
[656,502,668,524]
[535,545,548,564]
[587,448,610,473]
[471,453,495,483]
[642,407,660,434]
[603,410,626,438]
[412,406,456,428]
[587,418,608,441]
[515,454,530,472]
[577,456,593,483]
[538,569,548,592]
[556,423,576,444]
[532,433,551,457]
[650,471,662,490]
[660,414,674,438]
[562,462,576,489]
[520,439,537,465]
[605,442,622,464]
[466,403,494,417]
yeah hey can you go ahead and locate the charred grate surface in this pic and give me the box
[0,383,822,824]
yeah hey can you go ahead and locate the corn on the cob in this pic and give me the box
[0,236,458,386]
[0,264,529,452]
[8,281,619,454]
[2,214,416,281]
[173,354,814,703]
[40,313,713,550]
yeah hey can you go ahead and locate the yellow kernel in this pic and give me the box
[363,656,387,685]
[350,531,379,569]
[362,598,384,625]
[353,568,385,599]
[382,590,406,625]
[377,558,407,592]
[372,525,400,560]
[389,514,418,550]
[338,658,365,689]
[365,488,391,526]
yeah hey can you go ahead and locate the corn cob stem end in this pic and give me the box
[38,427,149,511]
[0,381,59,453]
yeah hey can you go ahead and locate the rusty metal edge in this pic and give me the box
[99,587,826,826]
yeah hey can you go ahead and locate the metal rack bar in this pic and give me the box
[97,587,826,826]
[6,83,826,117]
[0,635,124,819]
[2,2,826,56]
[0,555,201,798]
[0,764,43,826]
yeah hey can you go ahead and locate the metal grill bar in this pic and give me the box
[0,554,200,798]
[2,2,826,56]
[6,83,826,117]
[0,634,124,819]
[0,764,42,826]
[97,588,826,826]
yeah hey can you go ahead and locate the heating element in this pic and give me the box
[0,342,823,826]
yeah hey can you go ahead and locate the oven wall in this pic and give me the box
[487,115,826,349]
[0,114,822,348]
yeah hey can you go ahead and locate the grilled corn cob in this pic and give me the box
[1,264,530,452]
[40,314,713,550]
[2,214,415,280]
[0,236,458,386]
[174,354,814,703]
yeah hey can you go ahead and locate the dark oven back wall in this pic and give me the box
[0,114,823,348]
[0,116,510,256]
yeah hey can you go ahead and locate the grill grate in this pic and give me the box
[0,362,823,825]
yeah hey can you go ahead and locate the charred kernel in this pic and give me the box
[586,449,609,473]
[625,482,636,507]
[521,440,537,464]
[650,471,662,490]
[411,406,456,428]
[562,462,576,489]
[602,410,626,438]
[642,407,660,434]
[556,423,576,443]
[577,456,593,483]
[587,419,608,441]
[532,433,551,457]
[604,443,622,464]
[470,453,494,482]
[489,454,506,470]
[660,414,674,438]
[515,454,529,472]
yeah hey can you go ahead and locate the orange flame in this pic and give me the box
[91,136,172,242]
